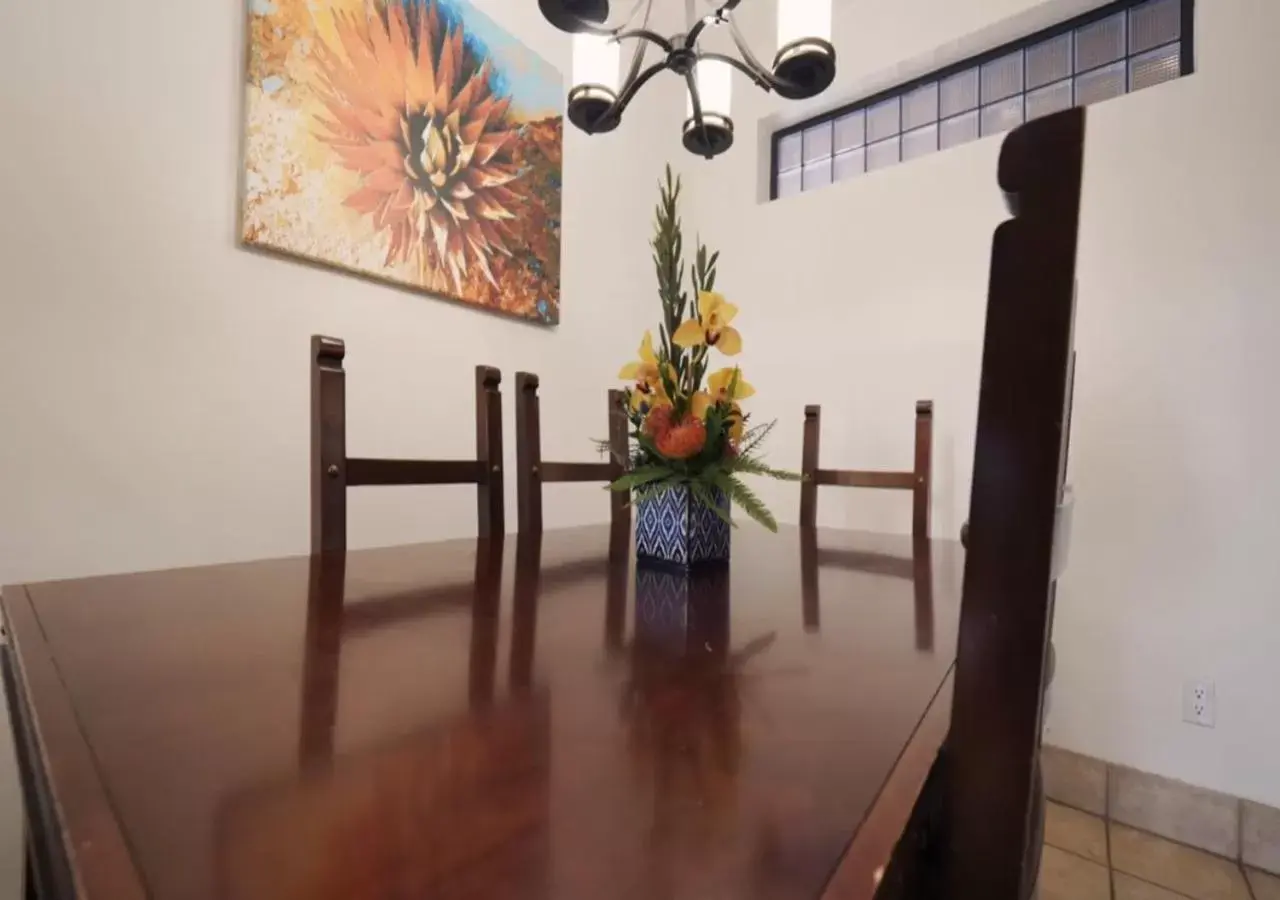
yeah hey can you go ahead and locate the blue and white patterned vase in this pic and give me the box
[635,485,731,568]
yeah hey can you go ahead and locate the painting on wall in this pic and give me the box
[242,0,564,324]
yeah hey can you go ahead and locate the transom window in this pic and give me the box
[771,0,1193,200]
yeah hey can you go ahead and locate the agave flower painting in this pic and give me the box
[242,0,563,324]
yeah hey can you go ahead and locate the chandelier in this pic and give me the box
[539,0,836,159]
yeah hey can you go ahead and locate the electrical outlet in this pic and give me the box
[1182,680,1216,728]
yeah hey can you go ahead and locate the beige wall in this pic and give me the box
[686,0,1280,808]
[0,0,685,583]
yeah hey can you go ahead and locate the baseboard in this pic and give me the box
[1042,744,1280,875]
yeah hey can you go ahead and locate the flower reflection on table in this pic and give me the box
[617,566,781,858]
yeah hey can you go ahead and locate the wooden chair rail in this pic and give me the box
[814,469,917,490]
[345,458,487,487]
[537,461,614,483]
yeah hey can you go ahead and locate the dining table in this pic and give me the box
[2,523,965,900]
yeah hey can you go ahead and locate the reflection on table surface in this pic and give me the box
[22,525,963,900]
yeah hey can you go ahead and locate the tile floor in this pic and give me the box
[1041,800,1280,900]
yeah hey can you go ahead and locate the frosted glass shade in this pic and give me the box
[686,59,732,119]
[571,33,620,91]
[778,0,832,48]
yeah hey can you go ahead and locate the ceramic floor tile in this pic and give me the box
[1114,871,1195,900]
[1110,824,1251,900]
[1248,867,1280,900]
[1038,844,1110,900]
[1045,801,1108,864]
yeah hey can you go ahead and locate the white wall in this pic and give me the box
[0,0,687,584]
[688,0,1280,807]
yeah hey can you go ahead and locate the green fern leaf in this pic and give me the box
[610,466,673,492]
[727,455,805,482]
[689,480,735,527]
[738,419,777,457]
[711,472,778,532]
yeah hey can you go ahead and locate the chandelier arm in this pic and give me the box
[696,51,774,91]
[619,27,651,92]
[614,29,675,53]
[683,12,720,48]
[724,14,775,79]
[604,60,672,122]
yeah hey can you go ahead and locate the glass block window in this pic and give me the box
[771,0,1193,200]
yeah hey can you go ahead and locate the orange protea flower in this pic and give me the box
[656,416,707,460]
[312,1,525,293]
[643,406,676,440]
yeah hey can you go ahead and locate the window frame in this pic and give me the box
[770,0,1195,200]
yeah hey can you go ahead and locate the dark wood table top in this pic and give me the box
[3,525,963,900]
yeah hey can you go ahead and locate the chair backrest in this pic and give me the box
[310,335,504,553]
[514,372,630,532]
[941,107,1086,898]
[799,401,934,538]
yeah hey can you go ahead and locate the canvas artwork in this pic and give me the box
[242,0,564,324]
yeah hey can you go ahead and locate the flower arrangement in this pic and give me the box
[609,168,800,533]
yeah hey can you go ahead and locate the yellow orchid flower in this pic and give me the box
[619,333,678,415]
[691,367,755,420]
[707,366,755,403]
[672,292,743,356]
[619,331,660,384]
[630,377,673,414]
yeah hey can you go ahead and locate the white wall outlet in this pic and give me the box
[1182,679,1216,728]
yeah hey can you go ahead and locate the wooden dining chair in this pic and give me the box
[311,335,504,552]
[874,108,1087,900]
[799,400,934,539]
[514,372,630,533]
[942,107,1085,900]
